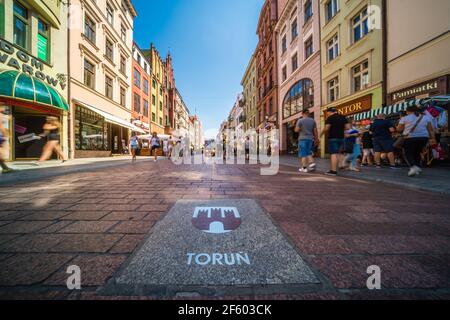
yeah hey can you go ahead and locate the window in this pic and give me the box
[326,0,339,22]
[143,100,149,117]
[152,94,156,105]
[291,19,298,41]
[84,14,96,44]
[282,78,314,119]
[159,101,163,111]
[304,0,312,22]
[133,68,141,88]
[152,112,156,122]
[327,34,339,62]
[133,93,140,112]
[281,34,287,54]
[137,54,141,65]
[159,87,163,96]
[152,80,156,89]
[352,60,369,92]
[106,2,114,25]
[159,117,163,125]
[352,7,369,43]
[120,55,126,74]
[84,59,95,89]
[291,53,298,72]
[75,105,107,151]
[13,1,28,49]
[37,19,49,62]
[105,38,114,61]
[282,66,287,82]
[105,75,113,99]
[120,87,126,107]
[305,36,313,59]
[143,79,149,94]
[328,77,339,103]
[120,24,126,42]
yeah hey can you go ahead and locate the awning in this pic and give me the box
[0,69,69,111]
[73,99,146,133]
[354,99,422,121]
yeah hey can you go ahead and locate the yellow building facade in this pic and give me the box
[319,0,383,157]
[0,0,69,160]
[241,54,257,131]
[145,44,165,135]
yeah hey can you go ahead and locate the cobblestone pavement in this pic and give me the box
[0,159,449,300]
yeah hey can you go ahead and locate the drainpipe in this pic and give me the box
[382,0,388,106]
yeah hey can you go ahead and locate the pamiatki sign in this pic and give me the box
[100,200,320,296]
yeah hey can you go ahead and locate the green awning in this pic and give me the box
[0,70,68,111]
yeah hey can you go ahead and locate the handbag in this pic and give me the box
[394,115,424,149]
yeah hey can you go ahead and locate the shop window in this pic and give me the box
[37,19,49,62]
[352,7,369,43]
[282,78,314,119]
[75,105,107,151]
[13,1,28,50]
[84,14,96,44]
[84,59,95,89]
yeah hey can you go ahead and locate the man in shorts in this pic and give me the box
[370,114,397,169]
[321,108,350,176]
[295,109,319,173]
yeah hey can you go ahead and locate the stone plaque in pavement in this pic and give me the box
[99,199,321,297]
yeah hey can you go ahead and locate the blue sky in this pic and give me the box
[133,0,264,138]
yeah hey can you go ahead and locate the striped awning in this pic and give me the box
[354,99,422,121]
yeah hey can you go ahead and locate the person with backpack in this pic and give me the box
[150,132,161,162]
[397,105,436,177]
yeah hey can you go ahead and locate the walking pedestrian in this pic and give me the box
[150,132,161,162]
[168,135,174,159]
[37,116,68,164]
[129,132,139,163]
[397,105,436,177]
[361,125,374,166]
[370,114,397,169]
[295,109,319,173]
[163,138,169,158]
[343,118,361,172]
[321,108,349,176]
[244,136,250,161]
[0,111,14,173]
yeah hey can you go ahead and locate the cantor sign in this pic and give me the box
[335,94,372,117]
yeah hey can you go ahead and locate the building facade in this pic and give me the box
[0,0,69,161]
[164,53,175,134]
[319,0,384,157]
[241,54,257,132]
[144,44,165,135]
[174,88,189,139]
[256,0,279,130]
[131,42,151,133]
[276,0,321,154]
[386,0,449,105]
[68,0,139,158]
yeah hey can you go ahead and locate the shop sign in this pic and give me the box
[335,94,372,116]
[391,80,439,103]
[0,39,66,90]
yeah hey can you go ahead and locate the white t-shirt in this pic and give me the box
[399,114,431,138]
[150,137,160,147]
